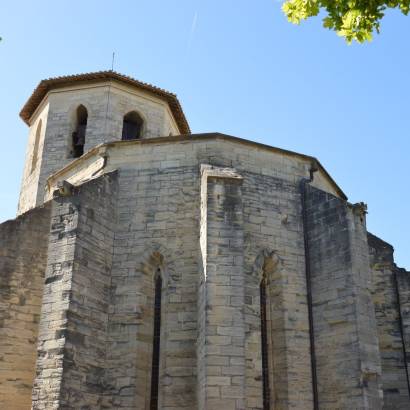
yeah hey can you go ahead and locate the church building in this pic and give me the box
[0,71,409,410]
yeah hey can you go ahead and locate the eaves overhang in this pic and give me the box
[20,71,191,134]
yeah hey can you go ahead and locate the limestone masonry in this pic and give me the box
[0,71,409,410]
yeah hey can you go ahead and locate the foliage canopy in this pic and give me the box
[282,0,410,43]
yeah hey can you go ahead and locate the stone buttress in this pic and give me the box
[198,165,246,410]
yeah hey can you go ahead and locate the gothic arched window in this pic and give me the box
[72,105,88,158]
[150,270,162,410]
[260,277,271,410]
[122,111,143,140]
[30,120,42,174]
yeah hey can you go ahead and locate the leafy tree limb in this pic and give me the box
[282,0,410,43]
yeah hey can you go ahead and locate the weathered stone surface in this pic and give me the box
[199,165,245,410]
[0,203,51,409]
[368,233,410,409]
[306,186,382,410]
[18,80,181,215]
[1,73,409,409]
[31,172,118,410]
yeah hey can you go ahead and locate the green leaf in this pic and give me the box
[282,0,410,43]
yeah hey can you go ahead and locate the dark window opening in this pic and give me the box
[122,111,143,140]
[260,278,271,410]
[72,105,88,158]
[150,272,162,410]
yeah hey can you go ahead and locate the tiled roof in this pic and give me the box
[19,71,191,134]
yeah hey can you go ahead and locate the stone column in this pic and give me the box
[198,165,245,410]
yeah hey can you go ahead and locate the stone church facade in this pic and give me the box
[0,71,409,410]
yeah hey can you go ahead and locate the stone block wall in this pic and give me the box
[18,102,49,214]
[305,186,382,409]
[199,166,246,410]
[104,163,199,410]
[368,233,410,409]
[32,172,118,409]
[241,170,313,410]
[18,82,180,215]
[33,136,327,410]
[6,132,409,409]
[100,138,318,410]
[396,269,410,391]
[0,203,51,409]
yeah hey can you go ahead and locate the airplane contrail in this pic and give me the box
[187,11,198,53]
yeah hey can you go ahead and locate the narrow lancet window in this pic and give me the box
[30,120,42,174]
[260,277,270,410]
[122,111,143,140]
[72,105,88,158]
[150,272,162,410]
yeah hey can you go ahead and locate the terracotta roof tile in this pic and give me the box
[20,71,191,134]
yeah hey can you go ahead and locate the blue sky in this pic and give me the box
[0,1,409,268]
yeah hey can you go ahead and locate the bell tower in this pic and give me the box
[17,71,190,215]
